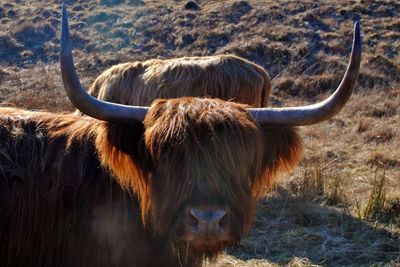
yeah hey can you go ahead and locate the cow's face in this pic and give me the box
[143,98,269,257]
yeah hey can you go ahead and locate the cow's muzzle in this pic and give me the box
[182,206,236,245]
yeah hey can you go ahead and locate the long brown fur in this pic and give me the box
[86,54,271,107]
[0,97,302,266]
[0,109,171,266]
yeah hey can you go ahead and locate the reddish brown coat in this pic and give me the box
[0,98,302,266]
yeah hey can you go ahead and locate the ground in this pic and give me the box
[0,0,399,266]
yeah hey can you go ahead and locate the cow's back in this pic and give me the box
[88,54,271,107]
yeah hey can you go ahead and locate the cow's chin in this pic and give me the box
[174,236,239,259]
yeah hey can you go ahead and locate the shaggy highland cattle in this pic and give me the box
[0,5,361,267]
[86,54,271,108]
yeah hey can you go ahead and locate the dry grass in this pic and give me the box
[0,0,399,266]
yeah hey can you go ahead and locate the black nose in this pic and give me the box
[186,207,228,237]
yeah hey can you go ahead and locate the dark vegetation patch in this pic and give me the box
[367,153,400,169]
[225,43,292,78]
[363,128,395,144]
[176,33,196,48]
[367,55,400,83]
[366,102,398,118]
[381,197,400,224]
[0,35,23,64]
[0,68,9,85]
[7,9,17,18]
[85,12,119,25]
[227,1,252,23]
[125,0,144,6]
[302,12,331,32]
[357,71,391,90]
[369,107,397,118]
[70,33,90,51]
[100,0,125,6]
[275,74,341,98]
[206,32,229,53]
[14,23,56,62]
[183,1,200,11]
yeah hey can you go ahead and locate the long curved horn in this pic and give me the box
[60,3,148,122]
[249,22,361,125]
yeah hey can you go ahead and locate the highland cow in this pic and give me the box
[0,5,361,267]
[86,54,271,108]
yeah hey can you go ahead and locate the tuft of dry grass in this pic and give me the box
[363,127,395,144]
[363,169,388,220]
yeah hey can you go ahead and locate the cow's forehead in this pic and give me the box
[143,98,265,181]
[143,98,258,147]
[145,97,253,125]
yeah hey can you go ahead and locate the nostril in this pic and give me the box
[187,209,200,229]
[213,209,227,228]
[218,211,228,228]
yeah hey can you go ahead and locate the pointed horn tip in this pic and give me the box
[353,22,361,45]
[62,2,66,16]
[61,2,69,31]
[355,22,361,37]
[60,2,70,52]
[62,2,67,23]
[352,22,362,60]
[354,21,360,32]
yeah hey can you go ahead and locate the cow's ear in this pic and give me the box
[256,125,303,193]
[106,121,148,168]
[96,121,150,189]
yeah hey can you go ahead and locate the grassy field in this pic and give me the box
[0,0,399,266]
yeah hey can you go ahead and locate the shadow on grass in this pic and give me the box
[227,189,399,266]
